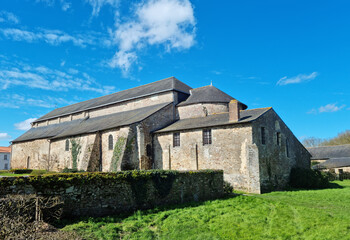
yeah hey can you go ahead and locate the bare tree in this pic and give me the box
[41,153,59,171]
[302,137,324,147]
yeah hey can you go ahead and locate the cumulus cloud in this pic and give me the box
[0,60,115,94]
[14,118,38,131]
[277,72,318,86]
[0,11,19,24]
[0,28,97,47]
[0,133,11,140]
[109,0,196,73]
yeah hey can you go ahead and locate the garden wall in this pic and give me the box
[0,170,223,217]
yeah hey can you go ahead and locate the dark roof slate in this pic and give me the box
[177,85,248,109]
[155,107,271,133]
[34,77,191,123]
[13,102,171,143]
[307,145,350,160]
[313,157,350,169]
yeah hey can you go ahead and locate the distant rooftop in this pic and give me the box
[34,77,192,123]
[0,147,11,153]
[307,144,350,160]
[177,85,248,109]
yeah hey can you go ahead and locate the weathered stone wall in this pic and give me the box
[33,92,175,127]
[251,109,311,192]
[176,103,228,119]
[50,133,98,171]
[153,124,261,193]
[0,170,223,218]
[11,139,50,169]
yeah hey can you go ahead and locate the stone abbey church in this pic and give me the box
[11,77,310,193]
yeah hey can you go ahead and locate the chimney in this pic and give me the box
[229,100,240,122]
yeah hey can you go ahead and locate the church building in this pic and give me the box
[11,77,310,193]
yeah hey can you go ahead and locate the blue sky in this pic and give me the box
[0,0,349,146]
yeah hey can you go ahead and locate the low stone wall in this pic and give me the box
[0,170,223,217]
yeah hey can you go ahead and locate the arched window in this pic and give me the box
[108,134,113,150]
[65,139,69,151]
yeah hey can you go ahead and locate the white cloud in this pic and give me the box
[86,0,120,16]
[0,28,97,47]
[60,0,71,11]
[0,133,11,140]
[0,11,19,24]
[308,103,346,114]
[319,103,346,113]
[0,60,115,94]
[277,72,318,86]
[109,0,196,73]
[14,118,38,131]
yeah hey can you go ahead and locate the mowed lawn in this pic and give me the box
[61,181,350,240]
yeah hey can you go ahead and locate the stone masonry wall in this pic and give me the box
[11,139,50,169]
[251,109,311,192]
[176,103,228,119]
[0,170,224,218]
[33,92,174,127]
[153,124,261,193]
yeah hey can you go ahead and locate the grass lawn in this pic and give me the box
[61,181,350,240]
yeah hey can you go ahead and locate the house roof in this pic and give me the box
[313,157,350,169]
[177,85,248,109]
[34,77,191,123]
[13,102,172,143]
[155,107,271,133]
[307,145,350,160]
[0,147,11,153]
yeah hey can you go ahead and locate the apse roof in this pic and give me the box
[177,85,248,109]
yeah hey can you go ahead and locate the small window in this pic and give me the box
[65,139,69,151]
[286,138,290,157]
[276,132,281,146]
[261,127,266,145]
[4,163,8,170]
[4,155,7,160]
[108,134,113,150]
[173,132,180,147]
[203,129,212,145]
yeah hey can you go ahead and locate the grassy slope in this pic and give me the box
[0,170,53,176]
[62,181,350,240]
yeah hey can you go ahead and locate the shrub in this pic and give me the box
[223,181,233,195]
[60,168,85,173]
[10,168,33,174]
[289,168,330,189]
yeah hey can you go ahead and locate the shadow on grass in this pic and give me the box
[55,194,238,228]
[284,182,344,192]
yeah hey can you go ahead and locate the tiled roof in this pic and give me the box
[155,107,271,133]
[0,147,11,153]
[307,145,350,160]
[34,77,191,123]
[177,85,247,109]
[13,102,172,143]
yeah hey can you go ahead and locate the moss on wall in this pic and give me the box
[70,139,81,170]
[111,137,126,172]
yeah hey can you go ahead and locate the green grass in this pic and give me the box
[60,180,350,240]
[0,169,54,176]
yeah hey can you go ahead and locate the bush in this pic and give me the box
[223,181,233,195]
[60,168,85,173]
[289,168,330,189]
[10,168,33,174]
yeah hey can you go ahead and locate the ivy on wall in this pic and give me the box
[111,137,126,172]
[70,139,81,170]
